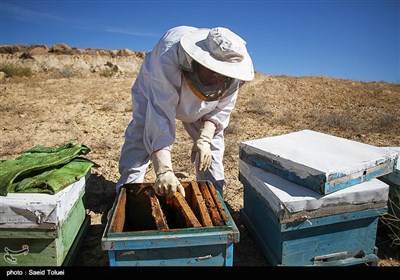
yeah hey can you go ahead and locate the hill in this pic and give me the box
[0,43,144,78]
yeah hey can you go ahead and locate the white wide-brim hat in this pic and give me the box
[180,27,254,81]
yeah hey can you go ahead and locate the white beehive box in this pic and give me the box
[0,173,88,229]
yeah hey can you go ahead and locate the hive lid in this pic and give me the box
[239,160,389,221]
[239,129,398,194]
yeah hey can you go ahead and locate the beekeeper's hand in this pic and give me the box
[152,149,185,198]
[191,121,216,171]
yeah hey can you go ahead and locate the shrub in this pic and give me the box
[99,68,114,77]
[0,63,32,77]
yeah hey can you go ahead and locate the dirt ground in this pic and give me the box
[1,51,399,267]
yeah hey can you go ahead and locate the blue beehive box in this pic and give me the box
[101,181,239,266]
[239,130,398,195]
[378,147,400,240]
[239,160,389,266]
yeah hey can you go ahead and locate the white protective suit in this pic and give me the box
[117,26,241,195]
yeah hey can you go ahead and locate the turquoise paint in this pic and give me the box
[240,148,395,195]
[102,182,239,266]
[240,175,385,266]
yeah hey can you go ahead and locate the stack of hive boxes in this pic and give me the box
[0,173,91,266]
[239,129,398,266]
[378,147,400,242]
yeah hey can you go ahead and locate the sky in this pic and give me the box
[1,0,399,83]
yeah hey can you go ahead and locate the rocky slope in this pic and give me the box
[0,43,145,78]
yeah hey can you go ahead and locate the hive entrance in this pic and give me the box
[109,181,230,233]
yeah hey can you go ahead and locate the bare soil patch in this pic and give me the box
[1,58,399,266]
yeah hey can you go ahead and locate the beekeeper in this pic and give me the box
[117,26,254,198]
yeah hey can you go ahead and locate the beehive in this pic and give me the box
[239,160,388,266]
[378,147,400,241]
[102,181,239,266]
[239,130,398,195]
[0,174,90,266]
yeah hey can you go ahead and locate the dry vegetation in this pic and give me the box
[0,46,399,266]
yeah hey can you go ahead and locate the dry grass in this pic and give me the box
[0,63,32,77]
[1,65,399,266]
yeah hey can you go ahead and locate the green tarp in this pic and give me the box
[0,143,96,196]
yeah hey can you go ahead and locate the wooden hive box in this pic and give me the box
[378,147,400,240]
[239,130,398,195]
[239,160,389,266]
[0,173,90,266]
[101,181,239,266]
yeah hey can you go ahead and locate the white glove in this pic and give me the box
[151,149,185,198]
[191,121,216,171]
